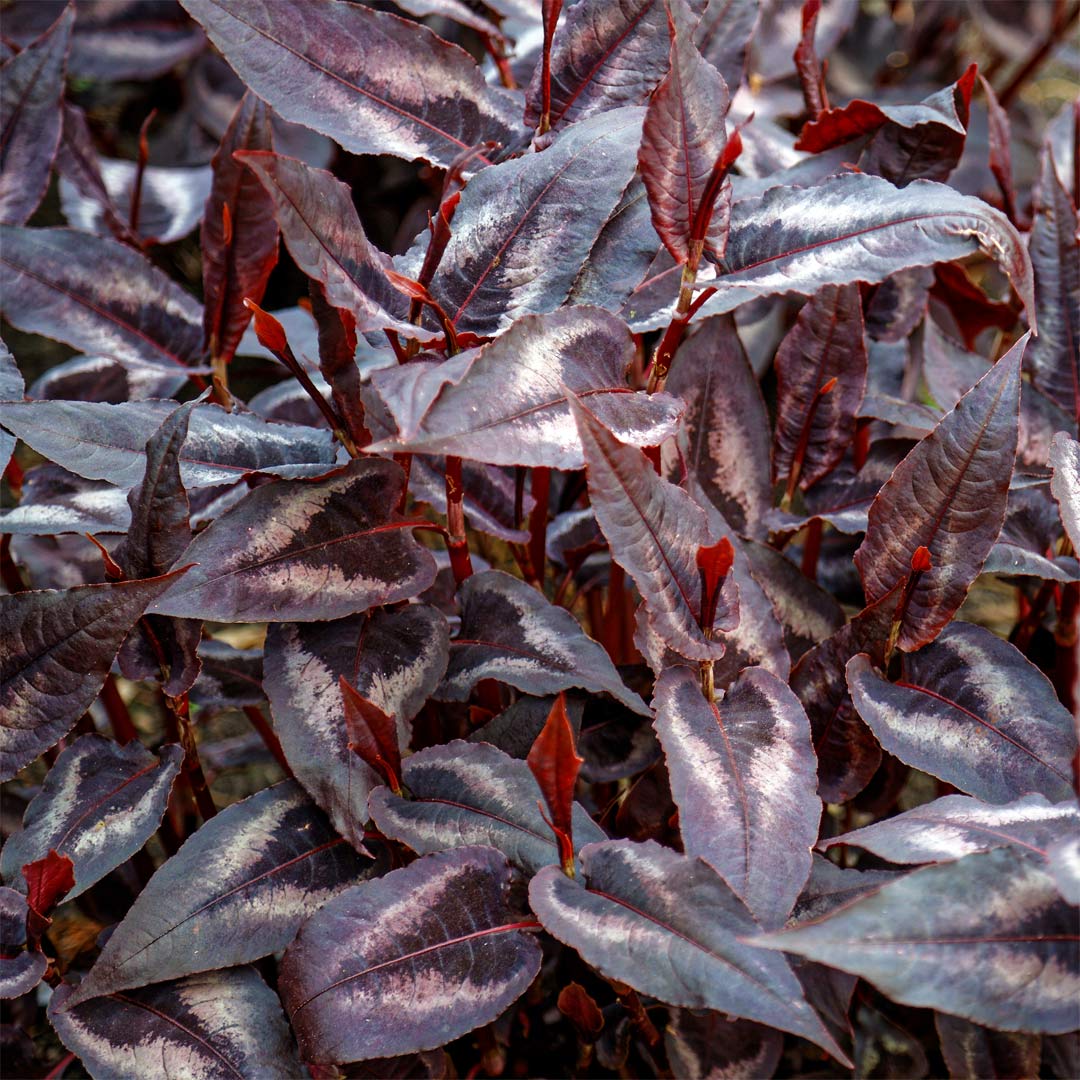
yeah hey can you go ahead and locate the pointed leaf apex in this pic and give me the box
[339,675,403,795]
[910,545,932,573]
[527,693,583,876]
[243,298,288,354]
[696,536,735,635]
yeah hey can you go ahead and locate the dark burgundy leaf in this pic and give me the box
[309,283,369,449]
[570,393,737,661]
[0,228,205,375]
[237,152,421,338]
[28,354,185,406]
[180,0,519,168]
[664,314,772,540]
[524,0,671,131]
[369,740,604,875]
[439,570,648,714]
[341,677,403,794]
[0,336,23,475]
[773,284,867,495]
[854,335,1024,651]
[792,0,825,117]
[0,888,47,999]
[0,399,338,489]
[821,792,1079,867]
[51,968,302,1079]
[150,459,437,622]
[66,780,368,1004]
[935,1013,1041,1080]
[0,570,187,781]
[527,694,584,873]
[190,638,264,709]
[1025,150,1080,420]
[367,307,681,468]
[0,5,72,225]
[693,0,760,94]
[755,847,1079,1034]
[202,92,278,368]
[864,266,933,343]
[985,485,1080,584]
[638,0,734,263]
[280,846,542,1063]
[529,839,850,1064]
[653,665,819,928]
[980,74,1018,225]
[0,735,183,900]
[264,606,448,850]
[665,1010,783,1080]
[846,622,1076,804]
[469,693,586,763]
[22,850,74,934]
[1050,432,1080,551]
[426,108,644,337]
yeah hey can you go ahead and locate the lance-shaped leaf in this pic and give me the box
[341,678,402,794]
[0,570,187,781]
[821,793,1080,867]
[439,570,648,714]
[22,850,73,946]
[0,6,72,225]
[50,968,302,1080]
[0,400,337,490]
[570,394,736,661]
[237,152,421,338]
[854,335,1024,651]
[1050,432,1080,551]
[0,227,204,374]
[653,666,818,929]
[427,107,644,337]
[753,847,1079,1034]
[370,741,604,876]
[150,459,437,623]
[264,606,448,851]
[664,314,772,540]
[935,1013,1041,1080]
[845,622,1076,804]
[280,846,543,1063]
[1,887,47,999]
[366,307,681,468]
[202,92,278,368]
[666,1010,783,1080]
[529,839,850,1064]
[180,0,519,168]
[773,284,867,494]
[639,1,734,263]
[1,736,183,900]
[1026,151,1080,419]
[66,781,368,1005]
[524,0,671,131]
[528,694,584,874]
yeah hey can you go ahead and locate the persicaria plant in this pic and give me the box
[2,1,1079,1077]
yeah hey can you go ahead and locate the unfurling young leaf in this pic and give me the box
[340,676,403,795]
[527,693,585,877]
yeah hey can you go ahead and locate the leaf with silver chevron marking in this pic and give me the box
[0,888,47,1000]
[264,606,449,852]
[1050,432,1080,551]
[280,846,543,1064]
[369,741,605,876]
[364,307,682,469]
[821,793,1080,867]
[65,780,369,1005]
[528,839,850,1066]
[50,968,302,1080]
[0,399,338,489]
[663,315,772,541]
[846,622,1076,803]
[753,847,1080,1034]
[0,735,183,900]
[426,108,644,337]
[854,335,1025,652]
[934,1013,1041,1080]
[179,0,520,169]
[653,665,819,929]
[524,0,672,131]
[665,1009,784,1080]
[0,6,72,226]
[0,227,204,374]
[570,393,737,662]
[439,570,648,715]
[150,458,437,622]
[0,569,188,782]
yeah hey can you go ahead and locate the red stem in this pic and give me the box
[996,2,1079,108]
[801,518,824,582]
[243,705,294,777]
[100,673,139,745]
[444,455,474,586]
[528,467,551,590]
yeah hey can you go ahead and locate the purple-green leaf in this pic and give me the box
[280,846,542,1064]
[65,780,368,1005]
[0,735,183,900]
[150,459,437,623]
[369,740,605,875]
[653,665,819,928]
[846,622,1077,804]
